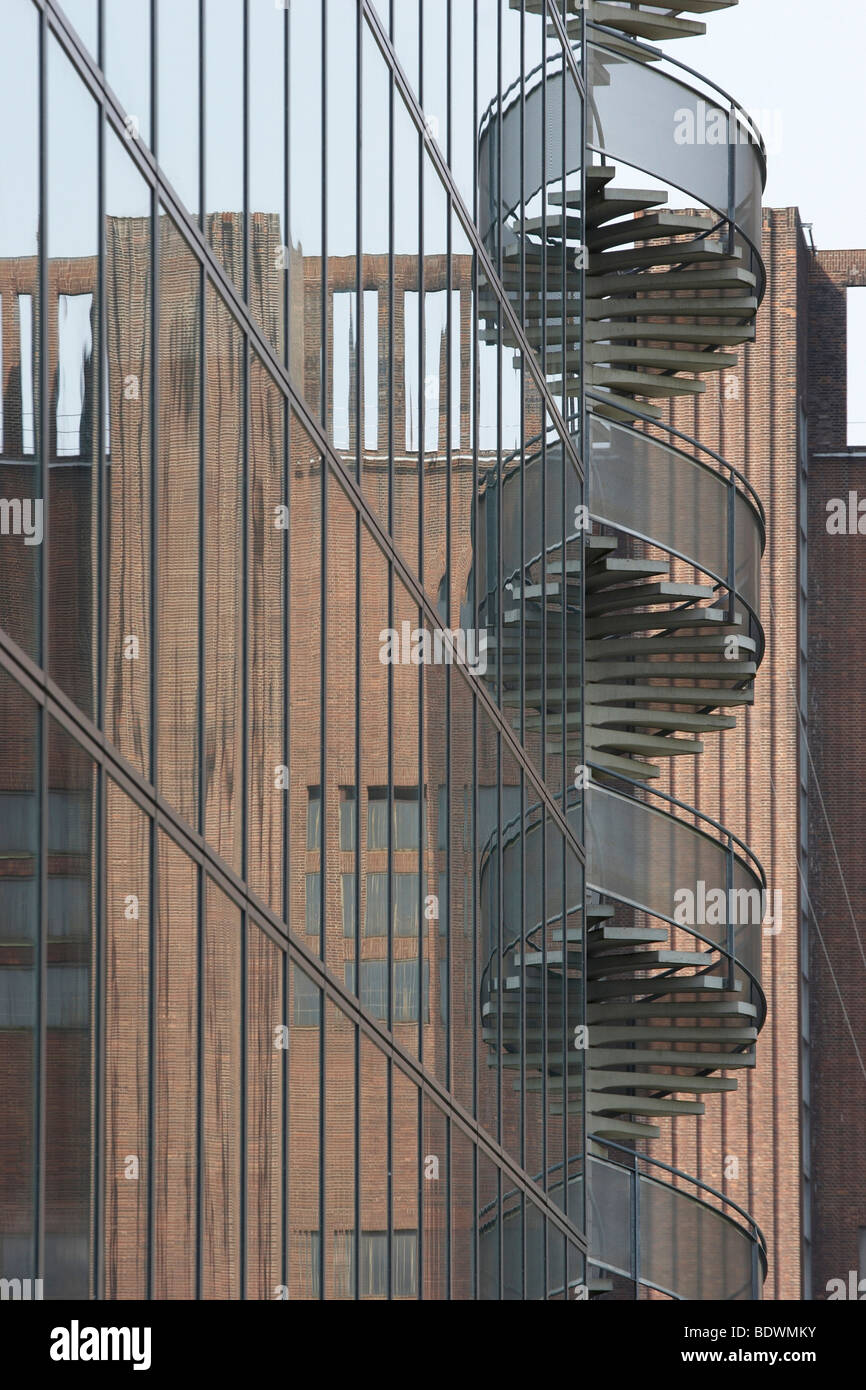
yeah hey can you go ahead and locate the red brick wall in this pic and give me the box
[806,246,866,1299]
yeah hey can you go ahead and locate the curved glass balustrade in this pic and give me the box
[587,34,764,281]
[474,420,763,666]
[478,776,765,1030]
[478,1145,766,1301]
[589,410,764,646]
[584,777,765,1019]
[587,1144,767,1300]
[478,34,765,294]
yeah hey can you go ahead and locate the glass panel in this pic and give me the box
[205,0,244,290]
[60,0,98,58]
[288,0,323,416]
[248,353,285,915]
[392,1068,419,1299]
[359,1033,387,1300]
[0,0,40,660]
[246,924,284,1299]
[360,19,390,532]
[104,780,150,1299]
[157,0,200,216]
[154,830,198,1298]
[451,1128,475,1299]
[289,964,320,1298]
[45,717,95,1299]
[157,212,200,826]
[0,669,38,1286]
[249,0,287,356]
[290,415,322,946]
[478,1150,500,1299]
[422,1097,448,1299]
[325,483,357,977]
[204,284,243,872]
[105,129,152,777]
[105,0,152,147]
[48,38,99,719]
[202,879,241,1298]
[325,998,355,1299]
[326,0,358,473]
[392,92,420,573]
[449,671,475,1116]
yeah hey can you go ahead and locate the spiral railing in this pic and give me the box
[478,1142,767,1300]
[474,0,768,1297]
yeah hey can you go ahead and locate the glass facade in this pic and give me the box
[0,0,587,1300]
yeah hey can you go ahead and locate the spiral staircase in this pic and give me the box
[476,0,769,1297]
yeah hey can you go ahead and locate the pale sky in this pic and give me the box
[673,0,866,443]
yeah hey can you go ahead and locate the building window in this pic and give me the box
[339,787,356,851]
[393,959,429,1023]
[364,872,386,936]
[394,872,419,937]
[297,1231,320,1300]
[358,1231,418,1298]
[364,871,419,937]
[334,1230,354,1299]
[305,872,320,937]
[367,786,421,851]
[306,787,321,850]
[18,295,35,455]
[345,960,387,1020]
[363,289,378,451]
[56,293,93,458]
[331,290,354,451]
[293,968,321,1027]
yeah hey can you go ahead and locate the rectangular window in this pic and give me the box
[394,872,419,937]
[56,293,93,458]
[341,872,356,938]
[305,872,321,937]
[307,787,321,850]
[404,289,419,451]
[293,970,321,1026]
[18,295,34,455]
[393,959,429,1023]
[339,786,357,851]
[393,788,420,850]
[359,961,387,1020]
[364,871,419,937]
[364,872,387,937]
[332,290,353,451]
[334,1230,354,1299]
[363,289,378,451]
[393,1230,418,1297]
[367,788,388,850]
[422,289,461,453]
[298,1230,320,1299]
[368,786,422,851]
[360,1232,387,1297]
